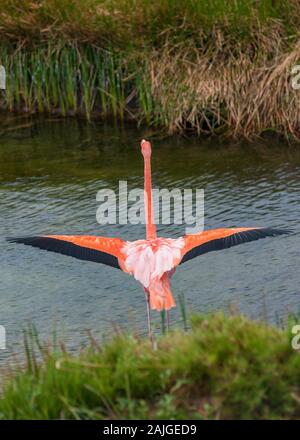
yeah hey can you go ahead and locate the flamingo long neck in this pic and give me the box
[144,154,157,240]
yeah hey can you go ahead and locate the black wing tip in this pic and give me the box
[6,236,42,244]
[256,227,293,235]
[6,235,121,269]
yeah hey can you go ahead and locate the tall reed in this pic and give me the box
[1,1,300,138]
[0,42,147,121]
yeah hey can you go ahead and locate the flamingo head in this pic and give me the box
[141,139,152,158]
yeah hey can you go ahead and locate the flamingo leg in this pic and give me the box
[144,288,152,342]
[166,310,170,332]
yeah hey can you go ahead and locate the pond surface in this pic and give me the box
[0,116,299,364]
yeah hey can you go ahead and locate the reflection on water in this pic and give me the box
[0,116,299,363]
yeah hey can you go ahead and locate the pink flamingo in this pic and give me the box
[8,140,290,338]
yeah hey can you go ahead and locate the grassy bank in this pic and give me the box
[1,313,300,419]
[1,1,300,138]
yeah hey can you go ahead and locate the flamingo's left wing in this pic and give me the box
[179,227,291,264]
[7,235,127,269]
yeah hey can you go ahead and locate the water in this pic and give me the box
[0,116,299,364]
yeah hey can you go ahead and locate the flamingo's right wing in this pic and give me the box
[7,235,127,269]
[179,227,291,264]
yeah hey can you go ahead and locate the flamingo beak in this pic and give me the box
[141,139,152,158]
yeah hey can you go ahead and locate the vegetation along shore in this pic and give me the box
[1,1,300,139]
[0,313,300,420]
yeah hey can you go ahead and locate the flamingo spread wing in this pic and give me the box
[6,140,293,333]
[180,227,291,264]
[7,235,126,269]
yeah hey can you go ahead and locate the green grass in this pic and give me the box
[1,1,300,138]
[0,43,138,121]
[0,0,298,46]
[1,312,300,419]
